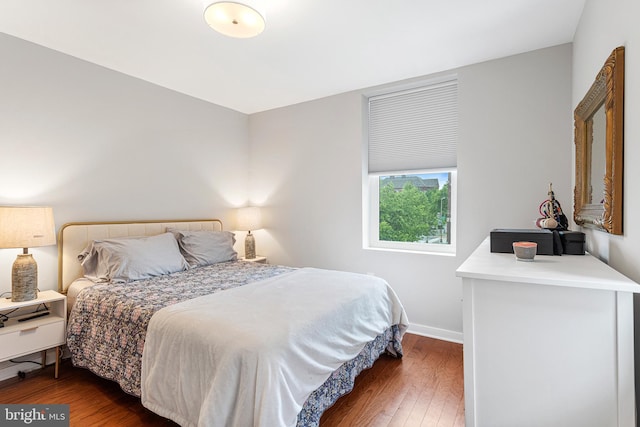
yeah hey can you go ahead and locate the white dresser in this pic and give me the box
[456,238,639,427]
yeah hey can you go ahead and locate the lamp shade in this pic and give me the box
[236,206,262,231]
[204,0,266,38]
[0,206,56,249]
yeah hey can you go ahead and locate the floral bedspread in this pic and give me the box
[67,261,294,396]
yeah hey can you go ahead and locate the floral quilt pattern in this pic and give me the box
[67,261,293,396]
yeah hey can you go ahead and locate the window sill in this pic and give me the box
[364,246,456,257]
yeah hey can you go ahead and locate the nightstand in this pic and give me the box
[0,290,66,379]
[241,256,267,264]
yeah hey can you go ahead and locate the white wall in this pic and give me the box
[572,0,640,411]
[0,31,574,343]
[573,0,640,277]
[0,33,250,296]
[249,44,573,340]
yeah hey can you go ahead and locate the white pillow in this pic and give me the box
[78,232,189,283]
[168,229,237,267]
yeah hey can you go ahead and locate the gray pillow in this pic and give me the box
[78,232,189,283]
[168,229,237,267]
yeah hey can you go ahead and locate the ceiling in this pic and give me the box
[0,0,585,114]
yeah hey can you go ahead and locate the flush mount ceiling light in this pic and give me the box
[204,1,266,38]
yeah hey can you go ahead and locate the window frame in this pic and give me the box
[363,76,458,256]
[365,168,457,255]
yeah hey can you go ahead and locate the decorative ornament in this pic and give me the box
[536,183,568,230]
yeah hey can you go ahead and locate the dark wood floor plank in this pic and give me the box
[401,337,455,426]
[321,335,464,427]
[0,333,463,427]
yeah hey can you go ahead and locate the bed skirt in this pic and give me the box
[297,324,404,426]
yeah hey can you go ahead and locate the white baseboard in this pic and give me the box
[0,348,60,382]
[407,323,463,344]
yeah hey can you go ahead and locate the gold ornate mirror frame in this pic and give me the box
[574,46,625,235]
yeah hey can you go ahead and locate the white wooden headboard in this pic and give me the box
[57,219,223,293]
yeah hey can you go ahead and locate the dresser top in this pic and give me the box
[456,237,640,293]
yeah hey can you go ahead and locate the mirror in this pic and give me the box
[590,104,606,204]
[574,46,625,235]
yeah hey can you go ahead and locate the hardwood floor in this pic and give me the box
[0,334,464,426]
[320,334,464,427]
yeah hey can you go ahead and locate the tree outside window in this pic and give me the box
[378,173,451,245]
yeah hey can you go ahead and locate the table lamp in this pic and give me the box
[236,207,262,259]
[0,206,56,301]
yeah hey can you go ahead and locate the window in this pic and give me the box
[364,78,458,254]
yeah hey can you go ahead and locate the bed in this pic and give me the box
[60,219,408,427]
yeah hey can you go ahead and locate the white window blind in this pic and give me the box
[368,79,458,174]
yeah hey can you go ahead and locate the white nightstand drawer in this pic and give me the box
[0,318,65,360]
